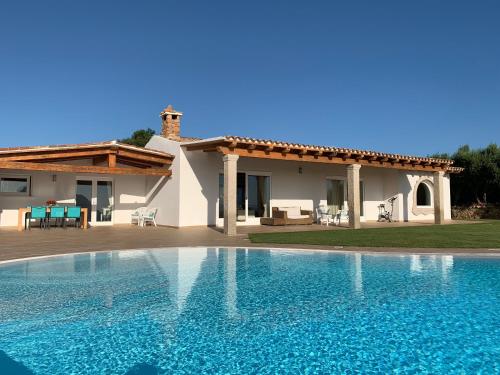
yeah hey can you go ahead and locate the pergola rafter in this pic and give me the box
[183,136,463,173]
[0,141,174,176]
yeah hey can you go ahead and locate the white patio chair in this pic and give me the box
[141,208,158,227]
[131,207,147,225]
[316,205,333,226]
[335,208,349,225]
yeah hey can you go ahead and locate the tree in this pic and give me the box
[120,128,156,147]
[432,144,500,206]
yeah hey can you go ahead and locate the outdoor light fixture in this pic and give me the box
[298,167,303,174]
[52,174,57,182]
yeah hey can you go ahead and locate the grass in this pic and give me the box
[248,221,500,249]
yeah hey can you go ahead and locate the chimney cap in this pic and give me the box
[160,104,183,116]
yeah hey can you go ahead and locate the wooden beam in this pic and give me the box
[0,161,171,176]
[215,147,449,172]
[326,151,337,160]
[117,158,156,169]
[116,149,172,165]
[354,154,364,162]
[1,148,173,167]
[108,153,117,168]
[184,143,220,151]
[341,152,351,160]
[92,155,108,165]
[0,149,111,162]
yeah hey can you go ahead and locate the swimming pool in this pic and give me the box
[0,248,499,374]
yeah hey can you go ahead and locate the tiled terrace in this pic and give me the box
[0,220,485,262]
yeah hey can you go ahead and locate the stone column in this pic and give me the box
[223,154,239,236]
[347,164,361,229]
[433,171,445,224]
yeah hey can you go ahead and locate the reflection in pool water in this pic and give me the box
[0,248,499,374]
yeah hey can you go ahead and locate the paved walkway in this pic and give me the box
[0,221,496,262]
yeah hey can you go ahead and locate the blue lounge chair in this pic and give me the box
[49,206,65,228]
[66,206,82,228]
[29,206,48,230]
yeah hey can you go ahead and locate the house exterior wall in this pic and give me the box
[144,138,453,227]
[0,164,150,227]
[1,137,453,228]
[145,136,180,227]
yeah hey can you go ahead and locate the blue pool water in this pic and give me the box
[0,248,499,374]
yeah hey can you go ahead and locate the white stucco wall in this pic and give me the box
[145,135,180,227]
[0,164,150,227]
[1,139,453,228]
[141,140,452,227]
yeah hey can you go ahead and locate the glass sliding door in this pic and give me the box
[218,172,271,224]
[76,178,113,226]
[218,174,224,219]
[327,179,364,217]
[247,175,270,219]
[326,179,345,214]
[218,172,246,221]
[236,173,246,221]
[96,181,113,223]
[76,180,93,225]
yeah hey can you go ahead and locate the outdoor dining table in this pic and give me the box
[17,207,88,231]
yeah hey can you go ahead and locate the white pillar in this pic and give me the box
[347,164,361,229]
[223,154,239,236]
[433,171,445,224]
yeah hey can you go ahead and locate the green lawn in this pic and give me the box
[248,221,500,248]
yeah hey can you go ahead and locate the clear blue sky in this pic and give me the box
[1,0,499,156]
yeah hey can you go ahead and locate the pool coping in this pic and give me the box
[1,245,499,266]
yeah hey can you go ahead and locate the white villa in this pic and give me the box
[0,105,462,235]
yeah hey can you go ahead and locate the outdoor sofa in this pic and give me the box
[260,207,314,226]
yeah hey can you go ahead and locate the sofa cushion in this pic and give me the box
[288,214,311,220]
[280,207,301,217]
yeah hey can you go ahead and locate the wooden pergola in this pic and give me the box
[184,136,462,235]
[0,141,173,176]
[184,136,461,173]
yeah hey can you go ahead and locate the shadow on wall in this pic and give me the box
[145,176,169,206]
[184,151,219,226]
[0,350,34,375]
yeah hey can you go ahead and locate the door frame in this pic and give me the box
[75,176,115,226]
[325,176,365,220]
[217,170,272,226]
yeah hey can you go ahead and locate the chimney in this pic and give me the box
[160,104,183,141]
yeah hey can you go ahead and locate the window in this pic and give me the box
[218,174,224,218]
[327,179,345,214]
[359,180,364,217]
[416,182,431,206]
[0,176,30,195]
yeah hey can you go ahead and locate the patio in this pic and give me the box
[0,220,483,262]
